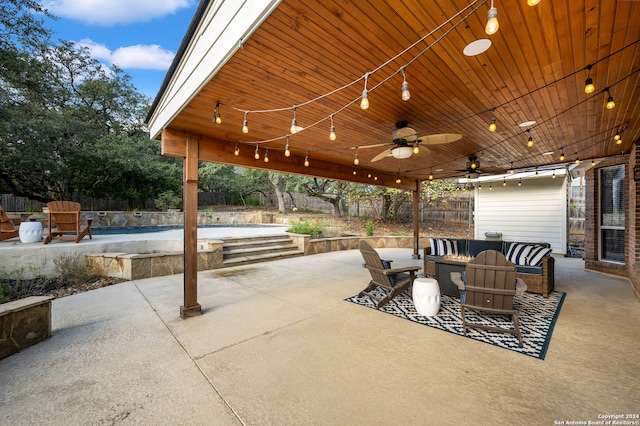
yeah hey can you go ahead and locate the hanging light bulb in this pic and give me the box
[518,179,522,186]
[616,137,623,145]
[584,65,594,94]
[374,176,378,181]
[478,184,482,190]
[526,130,534,147]
[396,176,402,184]
[304,151,309,167]
[485,1,499,35]
[290,107,299,134]
[353,169,357,175]
[367,173,372,178]
[591,159,596,166]
[509,162,515,174]
[329,115,337,141]
[489,183,493,190]
[575,154,580,164]
[360,73,370,110]
[559,149,565,161]
[353,147,360,165]
[264,148,269,163]
[552,170,556,179]
[400,67,410,101]
[242,112,249,134]
[413,142,420,155]
[527,0,541,6]
[429,169,434,181]
[502,178,507,187]
[535,168,539,177]
[605,89,615,109]
[489,118,497,132]
[284,137,291,157]
[234,141,240,156]
[213,102,222,124]
[254,143,260,160]
[614,129,621,142]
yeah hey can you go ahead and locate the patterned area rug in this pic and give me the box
[345,288,565,360]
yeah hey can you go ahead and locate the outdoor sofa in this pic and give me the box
[423,238,555,297]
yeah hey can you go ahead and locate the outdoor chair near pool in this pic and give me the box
[451,250,524,346]
[44,201,93,244]
[358,240,420,309]
[0,203,20,242]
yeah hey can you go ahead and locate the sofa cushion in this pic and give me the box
[428,238,458,256]
[527,246,553,266]
[506,243,533,266]
[468,240,504,257]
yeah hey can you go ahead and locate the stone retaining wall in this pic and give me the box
[0,296,52,360]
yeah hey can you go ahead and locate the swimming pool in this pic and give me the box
[90,224,286,235]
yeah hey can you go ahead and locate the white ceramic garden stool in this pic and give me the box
[19,221,43,243]
[412,277,441,316]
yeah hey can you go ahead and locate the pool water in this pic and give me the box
[91,224,279,235]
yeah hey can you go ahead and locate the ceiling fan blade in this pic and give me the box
[420,133,462,145]
[414,147,431,155]
[352,143,390,150]
[371,148,393,162]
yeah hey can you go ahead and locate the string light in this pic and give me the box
[329,115,337,141]
[396,173,402,184]
[489,182,493,190]
[290,107,298,134]
[584,65,595,94]
[213,102,222,124]
[400,67,410,101]
[509,162,515,174]
[535,168,539,177]
[353,169,357,175]
[360,73,370,110]
[591,158,596,166]
[284,136,291,157]
[575,154,580,164]
[242,112,249,134]
[488,108,496,131]
[518,179,522,186]
[559,149,565,161]
[254,143,260,160]
[304,150,309,167]
[502,178,507,186]
[485,0,499,36]
[478,183,482,190]
[614,129,621,142]
[605,88,615,109]
[429,169,434,181]
[374,176,378,181]
[353,147,360,165]
[234,141,240,156]
[264,148,269,163]
[367,173,372,178]
[526,130,534,147]
[552,170,556,179]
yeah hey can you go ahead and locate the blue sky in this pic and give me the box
[39,0,198,99]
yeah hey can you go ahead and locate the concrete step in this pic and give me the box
[221,234,304,266]
[222,250,304,267]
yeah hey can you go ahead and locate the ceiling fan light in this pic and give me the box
[412,143,420,155]
[391,146,414,159]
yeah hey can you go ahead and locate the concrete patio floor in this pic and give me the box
[1,248,639,425]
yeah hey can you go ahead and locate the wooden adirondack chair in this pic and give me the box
[44,201,93,244]
[358,240,420,308]
[0,204,20,242]
[454,250,523,346]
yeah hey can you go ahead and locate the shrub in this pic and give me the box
[244,197,261,206]
[287,219,323,236]
[365,220,375,236]
[53,253,94,286]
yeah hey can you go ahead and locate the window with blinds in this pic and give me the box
[600,165,625,262]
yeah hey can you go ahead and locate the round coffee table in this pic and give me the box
[412,277,441,316]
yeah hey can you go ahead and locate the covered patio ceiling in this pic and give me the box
[148,0,640,190]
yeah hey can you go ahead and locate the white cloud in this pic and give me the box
[111,45,174,70]
[41,0,194,26]
[75,39,174,71]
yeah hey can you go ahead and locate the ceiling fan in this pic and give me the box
[457,155,507,179]
[355,121,462,163]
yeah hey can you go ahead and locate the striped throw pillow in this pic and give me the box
[527,246,553,266]
[506,243,533,266]
[428,238,458,256]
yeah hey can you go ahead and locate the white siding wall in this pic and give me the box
[474,176,567,254]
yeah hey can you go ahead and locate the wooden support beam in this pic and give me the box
[412,180,421,259]
[180,135,202,318]
[160,128,418,191]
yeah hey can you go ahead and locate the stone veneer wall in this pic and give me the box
[0,296,52,360]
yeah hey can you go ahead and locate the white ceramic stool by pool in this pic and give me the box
[412,277,441,316]
[19,221,43,243]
